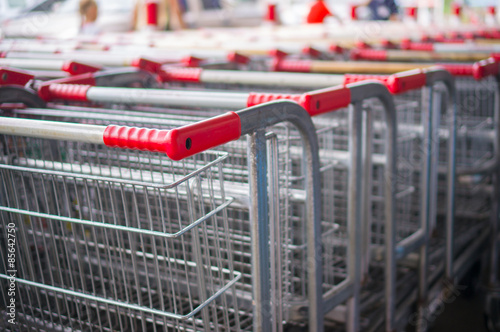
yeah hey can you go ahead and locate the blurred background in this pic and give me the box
[1,0,500,38]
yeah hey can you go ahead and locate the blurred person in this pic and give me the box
[306,0,341,24]
[365,0,399,20]
[133,0,186,31]
[79,0,100,35]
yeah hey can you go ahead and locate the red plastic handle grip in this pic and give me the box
[479,30,493,39]
[302,86,352,115]
[302,46,322,58]
[269,49,288,59]
[39,83,92,102]
[405,42,434,51]
[463,32,476,40]
[438,64,473,76]
[380,39,397,49]
[344,70,426,94]
[247,86,351,116]
[387,69,426,94]
[420,35,433,42]
[104,112,241,161]
[227,52,250,65]
[472,59,500,80]
[329,44,344,54]
[131,58,163,73]
[247,92,302,107]
[344,74,389,85]
[181,56,203,67]
[271,59,313,72]
[62,61,101,75]
[443,38,465,44]
[350,49,388,61]
[0,67,34,86]
[400,39,412,50]
[159,67,202,82]
[433,33,446,42]
[355,41,371,49]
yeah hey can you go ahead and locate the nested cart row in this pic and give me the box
[0,52,499,332]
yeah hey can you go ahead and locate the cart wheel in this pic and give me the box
[485,289,500,332]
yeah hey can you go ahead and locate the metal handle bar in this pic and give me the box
[38,82,354,115]
[38,67,435,115]
[160,67,346,88]
[400,41,500,53]
[350,48,495,62]
[0,58,101,74]
[0,112,241,161]
[1,50,246,68]
[272,57,500,77]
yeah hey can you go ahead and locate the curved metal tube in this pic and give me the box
[347,81,398,332]
[238,101,324,332]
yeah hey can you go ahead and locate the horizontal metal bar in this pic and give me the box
[87,87,249,109]
[0,117,105,144]
[322,279,354,314]
[0,58,65,70]
[200,70,345,88]
[396,229,425,260]
[0,269,241,321]
[1,152,227,188]
[0,197,233,239]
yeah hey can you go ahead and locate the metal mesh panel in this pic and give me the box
[0,134,244,332]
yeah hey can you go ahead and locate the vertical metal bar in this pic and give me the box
[489,76,500,286]
[346,102,364,332]
[361,105,374,281]
[346,83,398,332]
[446,87,458,281]
[429,90,441,244]
[417,86,434,332]
[383,100,397,332]
[239,102,324,332]
[302,126,324,332]
[188,177,211,329]
[248,131,272,332]
[267,134,283,332]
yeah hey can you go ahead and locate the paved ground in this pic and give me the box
[428,291,487,332]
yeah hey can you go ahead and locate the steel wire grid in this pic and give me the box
[6,82,432,328]
[162,77,430,246]
[2,77,448,330]
[369,90,423,246]
[6,106,346,327]
[451,76,498,222]
[0,133,247,332]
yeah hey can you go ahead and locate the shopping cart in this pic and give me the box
[105,63,460,332]
[1,52,490,332]
[0,98,325,332]
[23,66,457,332]
[0,117,245,331]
